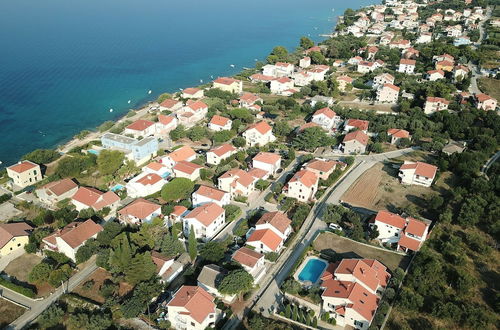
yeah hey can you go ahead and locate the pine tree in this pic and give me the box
[313,316,318,328]
[109,233,134,275]
[188,225,197,262]
[125,251,157,285]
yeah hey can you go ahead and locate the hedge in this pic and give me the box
[0,277,36,298]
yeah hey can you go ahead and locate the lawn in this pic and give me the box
[4,253,43,282]
[313,232,410,271]
[478,77,500,101]
[0,298,26,327]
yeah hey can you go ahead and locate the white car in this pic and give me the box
[329,223,343,231]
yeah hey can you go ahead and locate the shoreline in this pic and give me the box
[2,0,377,168]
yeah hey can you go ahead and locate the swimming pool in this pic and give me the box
[297,258,328,284]
[111,184,124,192]
[87,149,100,155]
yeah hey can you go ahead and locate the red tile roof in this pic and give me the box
[209,115,231,127]
[173,161,202,175]
[398,234,422,251]
[72,187,119,210]
[168,146,196,162]
[145,162,166,172]
[253,152,281,165]
[167,285,216,324]
[48,219,103,249]
[214,77,240,85]
[400,161,437,178]
[118,198,161,219]
[399,59,416,65]
[313,107,336,119]
[246,121,272,135]
[151,251,174,273]
[232,246,263,268]
[209,144,236,157]
[187,100,208,111]
[240,93,261,104]
[387,128,410,139]
[405,217,428,237]
[8,161,39,173]
[346,119,369,131]
[183,87,201,95]
[256,212,291,235]
[160,99,182,109]
[476,93,494,102]
[426,96,450,104]
[0,223,33,249]
[247,228,282,251]
[186,202,224,227]
[40,178,77,197]
[374,210,406,229]
[158,114,176,125]
[194,185,227,202]
[343,130,369,145]
[288,169,318,188]
[136,173,163,186]
[305,159,337,173]
[126,119,155,131]
[337,75,354,83]
[383,83,400,92]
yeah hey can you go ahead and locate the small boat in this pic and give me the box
[109,108,114,113]
[128,100,131,104]
[200,79,203,83]
[230,64,235,68]
[148,90,152,94]
[254,58,258,61]
[210,75,214,79]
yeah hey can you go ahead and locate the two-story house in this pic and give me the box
[183,202,225,242]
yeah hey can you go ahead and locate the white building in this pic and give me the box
[167,285,220,330]
[7,160,43,189]
[423,97,450,114]
[183,202,225,242]
[213,77,243,94]
[126,173,166,198]
[208,115,232,131]
[246,212,292,254]
[118,198,162,225]
[284,169,318,202]
[398,161,437,187]
[206,144,237,165]
[173,161,202,181]
[376,83,400,103]
[311,107,338,131]
[270,77,294,95]
[162,146,196,170]
[192,185,230,207]
[42,219,103,262]
[232,247,266,282]
[242,121,276,147]
[342,130,369,154]
[71,187,120,212]
[36,178,78,206]
[181,87,204,99]
[252,152,281,178]
[124,119,157,138]
[398,59,416,74]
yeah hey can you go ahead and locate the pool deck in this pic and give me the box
[293,256,328,286]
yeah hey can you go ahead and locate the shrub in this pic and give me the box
[0,277,35,298]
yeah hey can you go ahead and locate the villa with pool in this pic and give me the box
[292,257,391,330]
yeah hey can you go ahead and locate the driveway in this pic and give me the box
[0,202,22,221]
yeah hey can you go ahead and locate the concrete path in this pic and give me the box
[0,249,25,272]
[7,259,98,330]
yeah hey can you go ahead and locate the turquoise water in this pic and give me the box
[87,149,100,155]
[111,184,124,192]
[0,0,376,167]
[298,258,328,283]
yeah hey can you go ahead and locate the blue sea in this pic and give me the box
[0,0,375,167]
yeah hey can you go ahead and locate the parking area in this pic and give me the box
[0,202,22,221]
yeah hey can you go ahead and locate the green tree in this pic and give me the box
[229,108,254,123]
[125,251,157,285]
[187,126,207,142]
[109,233,135,275]
[217,269,254,300]
[285,304,292,318]
[273,120,293,137]
[67,310,112,330]
[48,264,72,287]
[310,51,326,64]
[292,127,335,151]
[29,262,53,284]
[37,303,65,329]
[213,130,236,143]
[224,204,242,222]
[160,234,185,257]
[200,241,226,262]
[96,221,123,247]
[169,125,187,141]
[157,93,171,104]
[267,46,289,64]
[97,150,124,175]
[233,136,246,147]
[300,36,314,49]
[160,178,195,202]
[188,225,197,262]
[255,179,271,191]
[22,149,60,164]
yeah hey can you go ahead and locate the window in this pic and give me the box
[191,322,195,326]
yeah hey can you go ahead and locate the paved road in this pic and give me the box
[481,150,500,178]
[223,147,418,329]
[7,259,98,330]
[0,286,36,309]
[468,7,492,95]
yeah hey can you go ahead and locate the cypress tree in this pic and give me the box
[292,304,299,321]
[285,304,292,319]
[188,225,197,262]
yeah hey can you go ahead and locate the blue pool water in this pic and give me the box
[0,0,377,167]
[87,149,100,155]
[111,184,124,192]
[298,258,327,283]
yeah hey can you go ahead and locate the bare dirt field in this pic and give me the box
[73,268,133,304]
[4,253,43,282]
[313,232,410,271]
[0,298,26,327]
[338,101,395,113]
[341,159,434,213]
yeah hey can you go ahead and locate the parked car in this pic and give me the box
[329,223,343,231]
